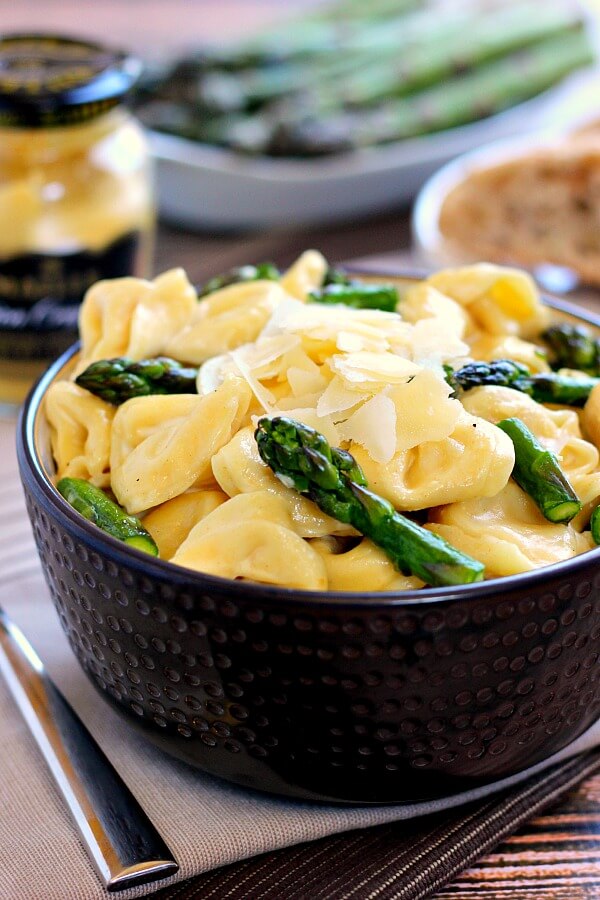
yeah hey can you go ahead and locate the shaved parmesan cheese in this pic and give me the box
[317,375,363,417]
[238,333,300,374]
[198,334,302,397]
[230,348,275,412]
[276,392,323,411]
[339,394,397,464]
[263,296,408,354]
[409,319,469,365]
[336,331,371,353]
[330,352,421,386]
[389,369,461,451]
[287,365,328,397]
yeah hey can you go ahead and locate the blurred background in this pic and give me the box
[3,0,600,288]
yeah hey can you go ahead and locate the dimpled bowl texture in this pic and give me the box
[16,288,600,804]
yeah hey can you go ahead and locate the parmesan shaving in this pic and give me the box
[317,375,363,417]
[389,369,462,451]
[330,351,421,386]
[287,364,328,397]
[276,392,323,411]
[409,319,469,365]
[230,348,275,412]
[237,333,300,374]
[339,394,397,464]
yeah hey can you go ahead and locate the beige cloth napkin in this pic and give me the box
[1,416,600,900]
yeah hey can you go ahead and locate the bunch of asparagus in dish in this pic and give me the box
[135,0,594,157]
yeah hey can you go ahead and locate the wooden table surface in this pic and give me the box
[437,779,600,899]
[9,2,600,896]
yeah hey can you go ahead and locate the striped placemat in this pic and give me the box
[146,749,600,900]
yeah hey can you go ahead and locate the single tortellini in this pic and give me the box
[467,333,550,373]
[211,427,356,537]
[78,268,197,370]
[171,493,327,590]
[165,281,288,364]
[142,489,227,559]
[111,376,252,513]
[311,537,423,592]
[351,410,514,510]
[44,381,114,488]
[279,249,327,300]
[427,264,549,339]
[428,481,595,578]
[462,386,600,510]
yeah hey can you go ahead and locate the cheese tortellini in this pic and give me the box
[428,481,594,578]
[78,268,197,371]
[44,251,600,590]
[45,381,114,488]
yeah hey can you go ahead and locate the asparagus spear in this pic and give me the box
[308,282,399,312]
[278,4,585,114]
[140,17,593,156]
[591,505,600,545]
[496,418,581,524]
[323,267,352,286]
[448,359,600,408]
[191,7,493,111]
[255,416,485,587]
[57,478,159,556]
[198,262,280,297]
[75,357,198,405]
[232,27,593,155]
[542,324,600,377]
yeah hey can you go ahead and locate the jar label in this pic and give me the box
[0,231,141,359]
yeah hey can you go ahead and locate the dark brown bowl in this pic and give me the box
[16,283,600,804]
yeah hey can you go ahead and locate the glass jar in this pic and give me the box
[0,35,155,404]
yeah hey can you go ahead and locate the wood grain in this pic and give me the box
[434,774,600,899]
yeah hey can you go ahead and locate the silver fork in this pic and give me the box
[0,606,179,892]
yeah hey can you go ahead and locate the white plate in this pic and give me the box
[149,66,600,232]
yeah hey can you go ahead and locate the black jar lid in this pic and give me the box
[0,33,142,127]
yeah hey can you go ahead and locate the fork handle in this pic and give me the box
[0,608,179,892]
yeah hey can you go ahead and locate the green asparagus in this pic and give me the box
[196,3,568,111]
[280,5,585,114]
[542,324,600,377]
[448,359,600,408]
[57,478,159,556]
[591,505,600,545]
[135,0,594,158]
[75,357,199,405]
[257,28,593,156]
[254,416,485,587]
[323,267,353,286]
[496,417,581,524]
[308,282,399,312]
[198,263,280,297]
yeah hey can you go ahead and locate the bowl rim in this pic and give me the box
[18,271,600,610]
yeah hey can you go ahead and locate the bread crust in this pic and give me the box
[439,138,600,286]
